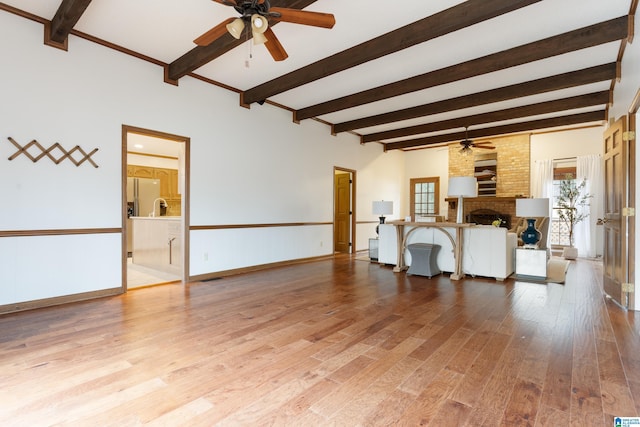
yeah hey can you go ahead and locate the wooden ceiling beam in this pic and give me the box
[166,0,317,84]
[241,0,542,105]
[384,110,606,151]
[44,0,93,51]
[335,63,617,134]
[362,91,610,143]
[295,16,629,121]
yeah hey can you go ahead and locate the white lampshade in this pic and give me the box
[447,176,478,197]
[226,18,245,39]
[372,200,393,215]
[447,176,477,223]
[516,198,549,217]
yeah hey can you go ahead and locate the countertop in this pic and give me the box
[129,216,181,221]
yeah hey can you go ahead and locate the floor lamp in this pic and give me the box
[447,177,477,223]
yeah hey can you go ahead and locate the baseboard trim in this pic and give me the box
[189,254,335,282]
[0,287,123,315]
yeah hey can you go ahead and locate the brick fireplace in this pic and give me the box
[446,133,531,224]
[447,197,520,228]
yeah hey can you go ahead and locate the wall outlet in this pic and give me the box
[204,252,208,261]
[320,241,323,247]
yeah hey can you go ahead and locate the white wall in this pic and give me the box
[530,127,603,162]
[0,12,405,305]
[354,147,405,248]
[403,146,450,219]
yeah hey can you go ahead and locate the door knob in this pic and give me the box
[596,218,608,225]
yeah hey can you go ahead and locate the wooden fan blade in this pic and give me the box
[263,27,288,61]
[194,18,235,46]
[269,7,336,28]
[476,145,496,149]
[212,0,237,5]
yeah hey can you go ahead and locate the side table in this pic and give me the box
[369,238,379,261]
[515,248,547,280]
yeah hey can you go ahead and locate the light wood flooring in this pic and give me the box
[1,255,638,426]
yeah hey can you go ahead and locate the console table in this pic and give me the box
[388,221,472,280]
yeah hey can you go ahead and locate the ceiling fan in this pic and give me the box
[194,0,336,62]
[458,127,495,155]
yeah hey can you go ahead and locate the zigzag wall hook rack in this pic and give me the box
[7,137,99,168]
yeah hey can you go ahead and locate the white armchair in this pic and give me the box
[461,226,517,281]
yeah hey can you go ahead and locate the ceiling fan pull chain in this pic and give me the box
[245,31,252,68]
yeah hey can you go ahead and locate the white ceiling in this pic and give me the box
[2,0,634,150]
[127,133,182,158]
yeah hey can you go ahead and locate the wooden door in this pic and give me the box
[628,112,637,311]
[603,117,627,306]
[334,172,351,253]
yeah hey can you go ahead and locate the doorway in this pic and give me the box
[122,126,190,289]
[334,167,355,254]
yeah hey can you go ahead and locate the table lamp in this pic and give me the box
[516,198,550,248]
[372,200,393,235]
[447,176,477,223]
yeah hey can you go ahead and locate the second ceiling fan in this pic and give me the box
[195,0,336,61]
[458,127,495,155]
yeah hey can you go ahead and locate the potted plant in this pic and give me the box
[556,173,592,259]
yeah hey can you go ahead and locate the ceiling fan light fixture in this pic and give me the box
[459,146,472,156]
[253,30,268,45]
[251,14,268,34]
[226,18,245,39]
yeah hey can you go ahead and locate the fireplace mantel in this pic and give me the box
[446,196,524,225]
[445,196,522,204]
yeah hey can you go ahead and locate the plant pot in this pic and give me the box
[563,246,578,260]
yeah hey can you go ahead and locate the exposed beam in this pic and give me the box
[166,0,318,84]
[44,0,92,51]
[295,16,629,121]
[240,0,542,105]
[384,110,606,151]
[165,34,242,85]
[362,91,610,143]
[336,63,617,135]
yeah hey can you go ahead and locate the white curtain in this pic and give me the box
[532,159,554,216]
[576,154,603,258]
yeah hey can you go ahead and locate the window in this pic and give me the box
[410,177,439,218]
[549,164,576,246]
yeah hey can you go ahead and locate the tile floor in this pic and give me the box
[127,258,181,288]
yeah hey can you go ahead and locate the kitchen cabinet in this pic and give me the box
[155,168,180,198]
[128,165,155,179]
[128,165,181,209]
[154,168,172,197]
[128,165,176,193]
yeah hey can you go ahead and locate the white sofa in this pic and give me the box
[378,223,517,281]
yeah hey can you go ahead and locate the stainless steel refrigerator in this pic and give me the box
[127,177,161,217]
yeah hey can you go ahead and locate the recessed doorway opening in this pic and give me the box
[123,126,190,290]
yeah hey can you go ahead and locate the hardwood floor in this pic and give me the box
[0,255,638,426]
